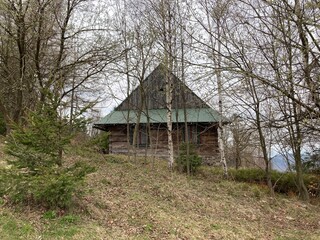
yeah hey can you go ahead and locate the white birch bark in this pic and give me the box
[205,0,228,176]
[162,0,174,169]
[216,19,228,177]
[166,69,174,169]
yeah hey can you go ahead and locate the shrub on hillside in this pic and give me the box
[229,168,320,197]
[1,106,95,209]
[0,162,95,208]
[176,143,202,174]
[5,107,70,170]
[229,168,266,183]
[90,132,109,153]
[302,150,320,175]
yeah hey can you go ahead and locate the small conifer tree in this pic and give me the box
[2,105,95,209]
[6,106,69,174]
[176,143,202,174]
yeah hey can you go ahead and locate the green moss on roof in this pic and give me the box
[94,108,228,126]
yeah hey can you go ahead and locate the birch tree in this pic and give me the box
[144,0,177,169]
[162,0,175,169]
[191,0,231,176]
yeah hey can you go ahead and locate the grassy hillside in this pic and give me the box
[0,143,320,239]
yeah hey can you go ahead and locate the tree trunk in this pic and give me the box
[181,45,190,175]
[216,19,228,178]
[166,69,174,169]
[161,0,175,170]
[249,77,274,196]
[294,150,309,201]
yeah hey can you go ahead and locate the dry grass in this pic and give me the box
[1,144,320,239]
[0,137,7,168]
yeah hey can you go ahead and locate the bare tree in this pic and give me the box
[142,0,178,169]
[0,0,119,131]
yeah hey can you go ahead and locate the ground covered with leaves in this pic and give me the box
[0,143,320,239]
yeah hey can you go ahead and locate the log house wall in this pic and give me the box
[108,123,219,164]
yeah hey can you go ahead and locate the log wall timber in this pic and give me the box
[108,123,219,164]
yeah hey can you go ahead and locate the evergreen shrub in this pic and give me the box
[176,143,202,174]
[90,132,109,153]
[1,163,94,208]
[1,106,95,209]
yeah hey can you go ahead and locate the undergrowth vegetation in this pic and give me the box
[0,162,95,209]
[0,112,6,136]
[198,167,320,198]
[0,135,320,239]
[0,146,320,239]
[229,168,320,198]
[0,107,95,209]
[89,132,109,153]
[176,143,202,174]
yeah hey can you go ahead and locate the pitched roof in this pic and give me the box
[116,64,210,110]
[94,108,228,127]
[94,64,228,128]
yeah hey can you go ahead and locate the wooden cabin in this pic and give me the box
[94,64,227,164]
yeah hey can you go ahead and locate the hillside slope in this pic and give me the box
[0,145,320,239]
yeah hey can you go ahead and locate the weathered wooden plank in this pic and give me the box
[107,122,219,160]
[116,65,209,110]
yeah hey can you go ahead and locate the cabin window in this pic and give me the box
[129,125,149,147]
[182,125,201,145]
